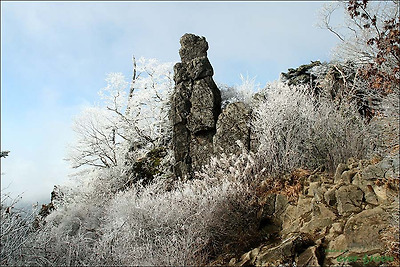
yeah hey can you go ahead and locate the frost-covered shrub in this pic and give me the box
[1,193,37,266]
[7,170,113,266]
[91,172,260,266]
[196,141,266,188]
[219,74,260,108]
[252,81,373,174]
[7,150,260,266]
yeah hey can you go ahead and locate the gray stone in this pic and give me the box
[173,63,189,84]
[325,234,347,260]
[307,182,320,197]
[213,102,251,155]
[172,33,221,178]
[189,132,215,172]
[335,184,364,215]
[308,182,327,202]
[186,57,213,80]
[324,187,337,206]
[187,77,220,133]
[259,194,276,218]
[329,222,343,235]
[301,200,336,236]
[364,185,379,205]
[362,164,385,180]
[352,172,374,194]
[378,155,399,180]
[340,169,358,184]
[236,247,259,266]
[179,33,208,63]
[334,163,349,183]
[281,196,313,235]
[352,169,395,204]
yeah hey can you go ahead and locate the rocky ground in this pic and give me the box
[209,149,399,267]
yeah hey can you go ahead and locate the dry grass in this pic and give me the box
[257,168,310,204]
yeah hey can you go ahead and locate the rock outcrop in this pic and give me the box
[172,33,221,178]
[213,102,251,155]
[33,185,65,229]
[171,34,257,178]
[280,61,384,121]
[226,155,399,267]
[280,61,322,91]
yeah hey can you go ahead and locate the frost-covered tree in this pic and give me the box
[317,0,399,92]
[67,57,174,169]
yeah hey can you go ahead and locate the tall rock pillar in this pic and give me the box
[171,33,221,179]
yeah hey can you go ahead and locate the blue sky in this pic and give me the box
[1,1,343,205]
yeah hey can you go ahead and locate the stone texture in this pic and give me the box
[334,163,349,183]
[324,187,337,206]
[335,184,363,215]
[275,194,289,218]
[301,200,337,236]
[329,222,343,235]
[343,207,389,253]
[228,156,398,267]
[254,233,314,266]
[236,247,259,266]
[296,245,320,267]
[172,33,221,178]
[258,193,289,239]
[187,77,220,132]
[364,188,379,205]
[186,57,213,80]
[340,169,358,184]
[362,164,385,180]
[213,102,251,155]
[281,196,312,235]
[325,234,349,261]
[178,34,208,63]
[353,159,399,204]
[307,181,320,197]
[258,193,276,219]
